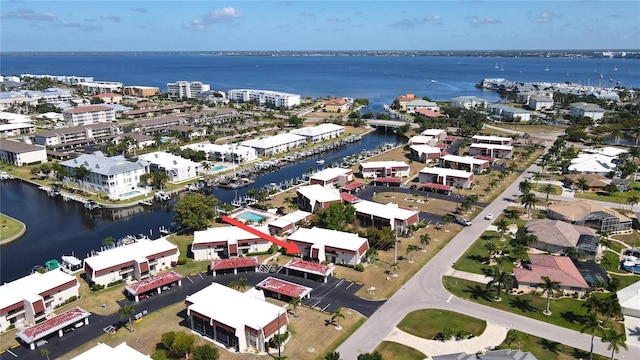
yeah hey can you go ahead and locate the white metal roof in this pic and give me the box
[408,135,435,144]
[290,123,344,136]
[420,166,473,178]
[288,227,367,252]
[0,269,77,310]
[442,154,489,166]
[83,238,178,272]
[186,282,285,331]
[472,135,512,142]
[420,129,446,137]
[192,225,269,245]
[469,143,513,151]
[353,200,417,221]
[297,184,341,202]
[268,210,312,228]
[138,151,201,169]
[410,145,441,154]
[241,133,306,150]
[567,153,616,173]
[360,161,409,169]
[70,342,151,359]
[310,167,352,182]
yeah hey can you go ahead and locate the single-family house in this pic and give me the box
[324,98,350,112]
[395,93,418,111]
[547,200,632,234]
[406,100,439,114]
[564,174,610,191]
[525,219,600,259]
[514,254,590,295]
[617,280,640,318]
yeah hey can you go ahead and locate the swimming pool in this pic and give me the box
[208,165,227,173]
[238,212,266,222]
[120,190,142,198]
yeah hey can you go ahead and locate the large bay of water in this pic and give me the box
[1,54,638,282]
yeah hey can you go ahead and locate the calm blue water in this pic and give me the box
[238,212,266,222]
[2,54,638,112]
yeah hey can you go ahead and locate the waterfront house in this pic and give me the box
[60,152,147,199]
[83,237,179,286]
[296,184,342,213]
[0,139,47,166]
[563,174,610,191]
[547,200,632,234]
[192,225,271,260]
[406,99,439,114]
[309,167,353,188]
[440,154,489,173]
[228,89,301,108]
[185,282,288,353]
[570,102,606,120]
[415,108,446,119]
[241,133,307,156]
[290,123,345,143]
[287,227,369,265]
[63,105,116,126]
[359,161,410,178]
[137,151,201,183]
[418,167,474,189]
[394,93,417,111]
[526,219,600,259]
[514,254,589,295]
[0,269,79,332]
[450,96,487,109]
[324,98,350,112]
[353,200,419,232]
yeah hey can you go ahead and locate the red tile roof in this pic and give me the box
[340,192,361,204]
[284,258,334,276]
[415,108,445,117]
[17,307,90,343]
[256,276,312,298]
[373,177,402,184]
[124,270,183,296]
[210,256,259,271]
[341,181,366,191]
[422,182,453,191]
[325,98,348,106]
[437,143,448,149]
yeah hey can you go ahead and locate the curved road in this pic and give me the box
[337,161,638,359]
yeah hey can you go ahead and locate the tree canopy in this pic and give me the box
[173,193,220,231]
[314,202,355,231]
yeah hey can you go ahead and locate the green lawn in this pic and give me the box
[396,309,486,340]
[165,234,209,275]
[0,213,24,241]
[532,183,563,196]
[496,329,608,360]
[453,231,519,275]
[375,341,426,360]
[443,277,625,334]
[574,183,640,205]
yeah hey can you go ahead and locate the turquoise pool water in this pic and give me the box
[238,212,266,222]
[208,165,227,173]
[120,190,142,198]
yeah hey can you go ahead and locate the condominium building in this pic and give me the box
[192,225,271,260]
[288,227,369,265]
[34,123,122,147]
[241,133,307,156]
[137,151,201,183]
[123,86,160,97]
[228,89,301,108]
[0,139,47,166]
[77,81,123,94]
[290,123,345,143]
[59,153,147,199]
[167,81,210,99]
[62,105,116,126]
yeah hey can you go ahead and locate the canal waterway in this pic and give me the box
[0,130,398,282]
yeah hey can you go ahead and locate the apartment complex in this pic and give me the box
[62,105,116,126]
[228,89,301,108]
[0,140,47,166]
[167,81,210,99]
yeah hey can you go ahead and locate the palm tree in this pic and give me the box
[538,276,560,315]
[406,245,418,263]
[486,266,511,301]
[365,248,378,262]
[611,129,622,144]
[73,165,91,192]
[485,241,497,264]
[119,304,136,332]
[521,192,537,218]
[496,219,509,242]
[512,244,528,265]
[390,261,399,277]
[601,328,628,360]
[40,349,51,360]
[629,146,640,161]
[577,177,588,192]
[580,313,603,360]
[289,296,302,318]
[331,308,345,329]
[541,183,555,203]
[627,195,640,211]
[419,233,430,251]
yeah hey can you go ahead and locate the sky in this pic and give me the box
[1,0,639,52]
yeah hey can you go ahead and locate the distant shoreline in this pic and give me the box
[1,49,638,58]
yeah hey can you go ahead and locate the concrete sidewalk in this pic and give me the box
[444,268,491,284]
[384,322,509,358]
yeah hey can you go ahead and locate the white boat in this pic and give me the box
[154,191,170,201]
[316,159,325,165]
[84,200,101,211]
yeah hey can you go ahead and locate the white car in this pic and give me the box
[484,214,494,220]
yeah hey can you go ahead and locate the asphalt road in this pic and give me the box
[336,161,639,359]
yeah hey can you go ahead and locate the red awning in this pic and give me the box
[422,182,453,191]
[340,192,361,204]
[374,177,402,184]
[210,256,259,271]
[341,181,366,191]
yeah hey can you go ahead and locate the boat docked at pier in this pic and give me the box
[84,200,101,211]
